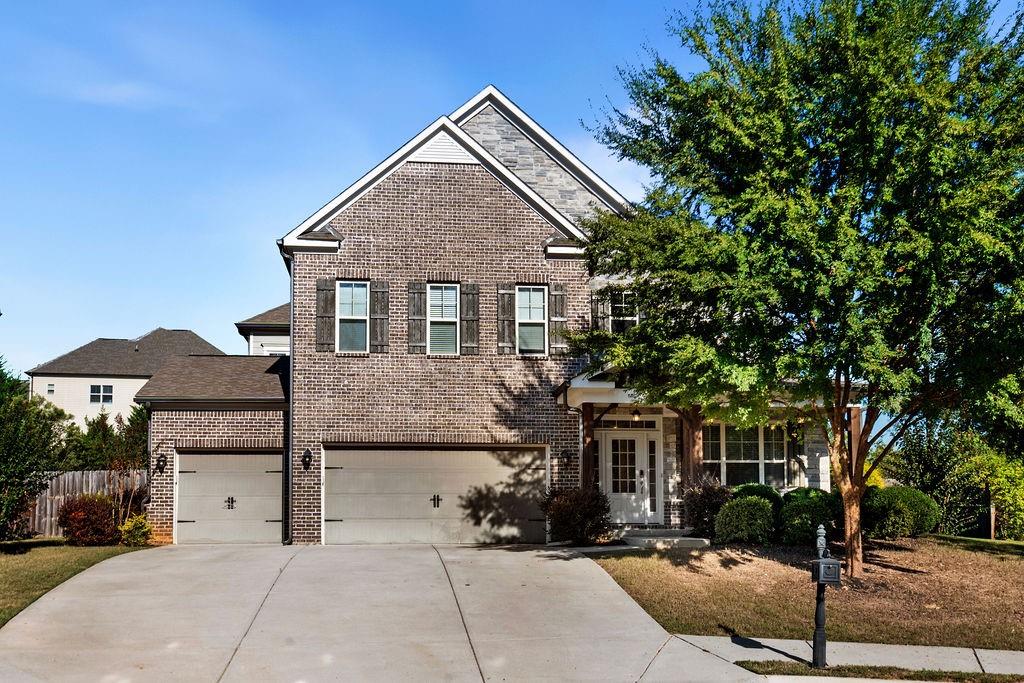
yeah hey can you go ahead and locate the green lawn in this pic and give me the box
[594,537,1024,650]
[738,661,1020,681]
[0,539,140,629]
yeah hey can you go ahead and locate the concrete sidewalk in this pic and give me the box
[678,634,1024,677]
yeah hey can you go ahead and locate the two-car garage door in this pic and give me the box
[323,447,546,544]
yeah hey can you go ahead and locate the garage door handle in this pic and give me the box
[265,469,282,473]
[177,520,196,523]
[324,518,344,522]
[325,466,344,470]
[264,519,282,523]
[179,470,197,474]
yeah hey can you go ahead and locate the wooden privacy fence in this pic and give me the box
[27,470,148,537]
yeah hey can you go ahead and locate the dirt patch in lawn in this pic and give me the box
[738,661,1021,681]
[593,537,1024,650]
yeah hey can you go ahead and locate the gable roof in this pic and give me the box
[135,355,289,404]
[451,85,631,215]
[280,115,587,249]
[236,303,290,329]
[27,328,224,378]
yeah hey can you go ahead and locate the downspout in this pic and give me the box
[279,239,294,545]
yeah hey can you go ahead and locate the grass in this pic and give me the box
[928,534,1024,558]
[0,538,140,629]
[737,660,1021,681]
[593,537,1024,651]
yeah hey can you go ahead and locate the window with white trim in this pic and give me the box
[90,384,112,404]
[516,285,547,355]
[427,284,459,355]
[701,423,789,487]
[46,383,54,395]
[336,281,369,353]
[610,291,639,333]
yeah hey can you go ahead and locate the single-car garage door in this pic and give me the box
[324,447,546,544]
[177,453,283,543]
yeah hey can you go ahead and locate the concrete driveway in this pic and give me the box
[0,545,755,682]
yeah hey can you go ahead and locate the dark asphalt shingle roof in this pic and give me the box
[236,303,290,327]
[135,355,289,402]
[27,328,224,377]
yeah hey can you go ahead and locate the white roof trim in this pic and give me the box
[281,116,586,248]
[451,85,631,215]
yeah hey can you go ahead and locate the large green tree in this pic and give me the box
[583,0,1024,576]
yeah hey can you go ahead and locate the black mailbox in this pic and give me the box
[811,557,842,587]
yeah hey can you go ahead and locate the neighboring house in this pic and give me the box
[235,303,290,356]
[27,328,223,428]
[137,85,832,546]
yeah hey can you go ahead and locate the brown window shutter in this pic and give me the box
[315,277,336,352]
[496,283,515,355]
[370,280,389,353]
[408,281,427,354]
[460,283,479,355]
[591,290,610,331]
[549,283,569,355]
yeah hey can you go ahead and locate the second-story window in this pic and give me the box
[516,285,547,355]
[610,291,639,333]
[428,284,459,355]
[90,384,113,404]
[337,281,369,353]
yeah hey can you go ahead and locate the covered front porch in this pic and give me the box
[557,373,831,528]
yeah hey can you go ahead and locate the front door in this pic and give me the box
[598,433,662,524]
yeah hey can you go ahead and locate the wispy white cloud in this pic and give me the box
[568,134,652,204]
[67,80,175,108]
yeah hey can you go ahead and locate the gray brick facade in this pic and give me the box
[289,161,589,543]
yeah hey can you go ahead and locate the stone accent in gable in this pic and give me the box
[460,104,605,222]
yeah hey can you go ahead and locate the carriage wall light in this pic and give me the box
[301,448,313,471]
[154,453,168,475]
[631,409,642,422]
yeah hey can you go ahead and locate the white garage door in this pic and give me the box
[324,447,546,544]
[177,453,283,544]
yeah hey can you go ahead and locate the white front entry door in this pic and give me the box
[598,432,662,524]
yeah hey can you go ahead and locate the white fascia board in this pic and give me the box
[281,116,585,248]
[451,85,632,215]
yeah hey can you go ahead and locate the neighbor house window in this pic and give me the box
[46,383,54,395]
[427,284,459,355]
[337,281,369,353]
[702,423,789,487]
[90,385,113,404]
[610,291,639,333]
[516,285,547,355]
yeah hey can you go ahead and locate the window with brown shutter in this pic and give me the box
[496,283,515,354]
[460,283,479,355]
[591,291,610,331]
[408,281,427,354]
[369,280,389,353]
[549,283,568,355]
[315,277,336,352]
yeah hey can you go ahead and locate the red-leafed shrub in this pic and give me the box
[57,494,119,546]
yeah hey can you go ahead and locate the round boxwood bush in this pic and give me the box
[682,476,733,538]
[780,496,835,545]
[57,494,119,546]
[541,486,611,546]
[714,496,774,544]
[732,483,784,517]
[863,486,940,538]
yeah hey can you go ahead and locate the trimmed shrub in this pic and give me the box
[118,513,152,547]
[682,476,733,538]
[732,483,784,518]
[863,486,940,538]
[780,496,835,545]
[714,496,774,544]
[784,487,844,531]
[541,487,611,546]
[57,494,118,546]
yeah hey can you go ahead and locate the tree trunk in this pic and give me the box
[840,486,864,578]
[673,406,703,485]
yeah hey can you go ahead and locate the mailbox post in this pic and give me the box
[809,524,841,668]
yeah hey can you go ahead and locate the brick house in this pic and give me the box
[137,86,831,545]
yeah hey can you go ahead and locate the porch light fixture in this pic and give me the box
[631,409,642,422]
[301,448,313,471]
[154,453,167,475]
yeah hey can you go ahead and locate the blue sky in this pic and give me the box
[0,1,690,376]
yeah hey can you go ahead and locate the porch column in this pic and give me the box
[674,406,703,485]
[581,402,595,487]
